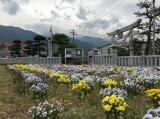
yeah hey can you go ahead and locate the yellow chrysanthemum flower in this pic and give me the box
[103,105,112,111]
[116,106,125,111]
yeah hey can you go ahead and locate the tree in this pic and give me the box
[134,0,160,55]
[0,43,6,50]
[10,39,22,57]
[132,38,146,55]
[50,33,69,46]
[155,38,160,54]
[50,33,77,63]
[117,47,129,56]
[33,35,46,57]
[24,40,34,56]
[50,33,76,56]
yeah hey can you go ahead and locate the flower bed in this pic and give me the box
[7,64,160,119]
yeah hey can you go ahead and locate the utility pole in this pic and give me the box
[153,0,156,55]
[71,29,76,44]
[50,24,53,57]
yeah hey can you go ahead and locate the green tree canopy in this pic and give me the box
[117,47,129,56]
[132,38,146,55]
[155,38,160,55]
[50,33,77,61]
[24,40,35,56]
[50,33,69,46]
[10,39,22,57]
[33,35,46,57]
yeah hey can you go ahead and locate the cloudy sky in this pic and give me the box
[0,0,160,38]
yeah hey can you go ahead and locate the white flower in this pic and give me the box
[42,111,47,117]
[36,111,40,116]
[43,101,49,105]
[49,110,53,114]
[36,107,42,112]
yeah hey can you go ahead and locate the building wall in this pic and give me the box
[0,50,10,58]
[101,45,112,55]
[88,49,101,57]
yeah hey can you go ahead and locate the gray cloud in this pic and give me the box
[0,0,20,15]
[40,18,52,23]
[84,19,110,30]
[37,13,52,23]
[50,10,60,19]
[109,15,124,30]
[76,5,88,20]
[34,9,38,13]
[20,0,29,5]
[61,0,76,4]
[110,15,119,24]
[24,23,68,36]
[79,15,122,30]
[55,5,69,10]
[64,13,71,22]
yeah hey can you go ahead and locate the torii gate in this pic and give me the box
[107,19,142,56]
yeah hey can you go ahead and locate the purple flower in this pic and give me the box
[142,114,153,119]
[155,108,160,117]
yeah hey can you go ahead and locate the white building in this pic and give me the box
[88,44,113,58]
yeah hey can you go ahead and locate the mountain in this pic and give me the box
[72,39,95,51]
[0,25,37,42]
[0,25,111,52]
[76,36,111,48]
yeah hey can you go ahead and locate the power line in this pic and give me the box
[99,0,126,20]
[93,0,111,14]
[75,0,126,39]
[81,0,126,31]
[76,0,110,26]
[77,0,118,29]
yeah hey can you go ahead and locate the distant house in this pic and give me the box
[88,43,129,55]
[87,44,112,58]
[87,44,128,63]
[99,44,113,55]
[0,49,10,58]
[87,44,113,64]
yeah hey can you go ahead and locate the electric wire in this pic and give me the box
[76,0,118,29]
[81,0,126,31]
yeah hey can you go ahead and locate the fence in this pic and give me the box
[0,56,62,64]
[1,55,160,66]
[91,54,160,67]
[92,54,115,65]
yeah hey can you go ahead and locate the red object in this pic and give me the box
[0,41,25,45]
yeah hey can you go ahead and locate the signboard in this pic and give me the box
[65,49,72,57]
[65,48,83,58]
[65,48,83,64]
